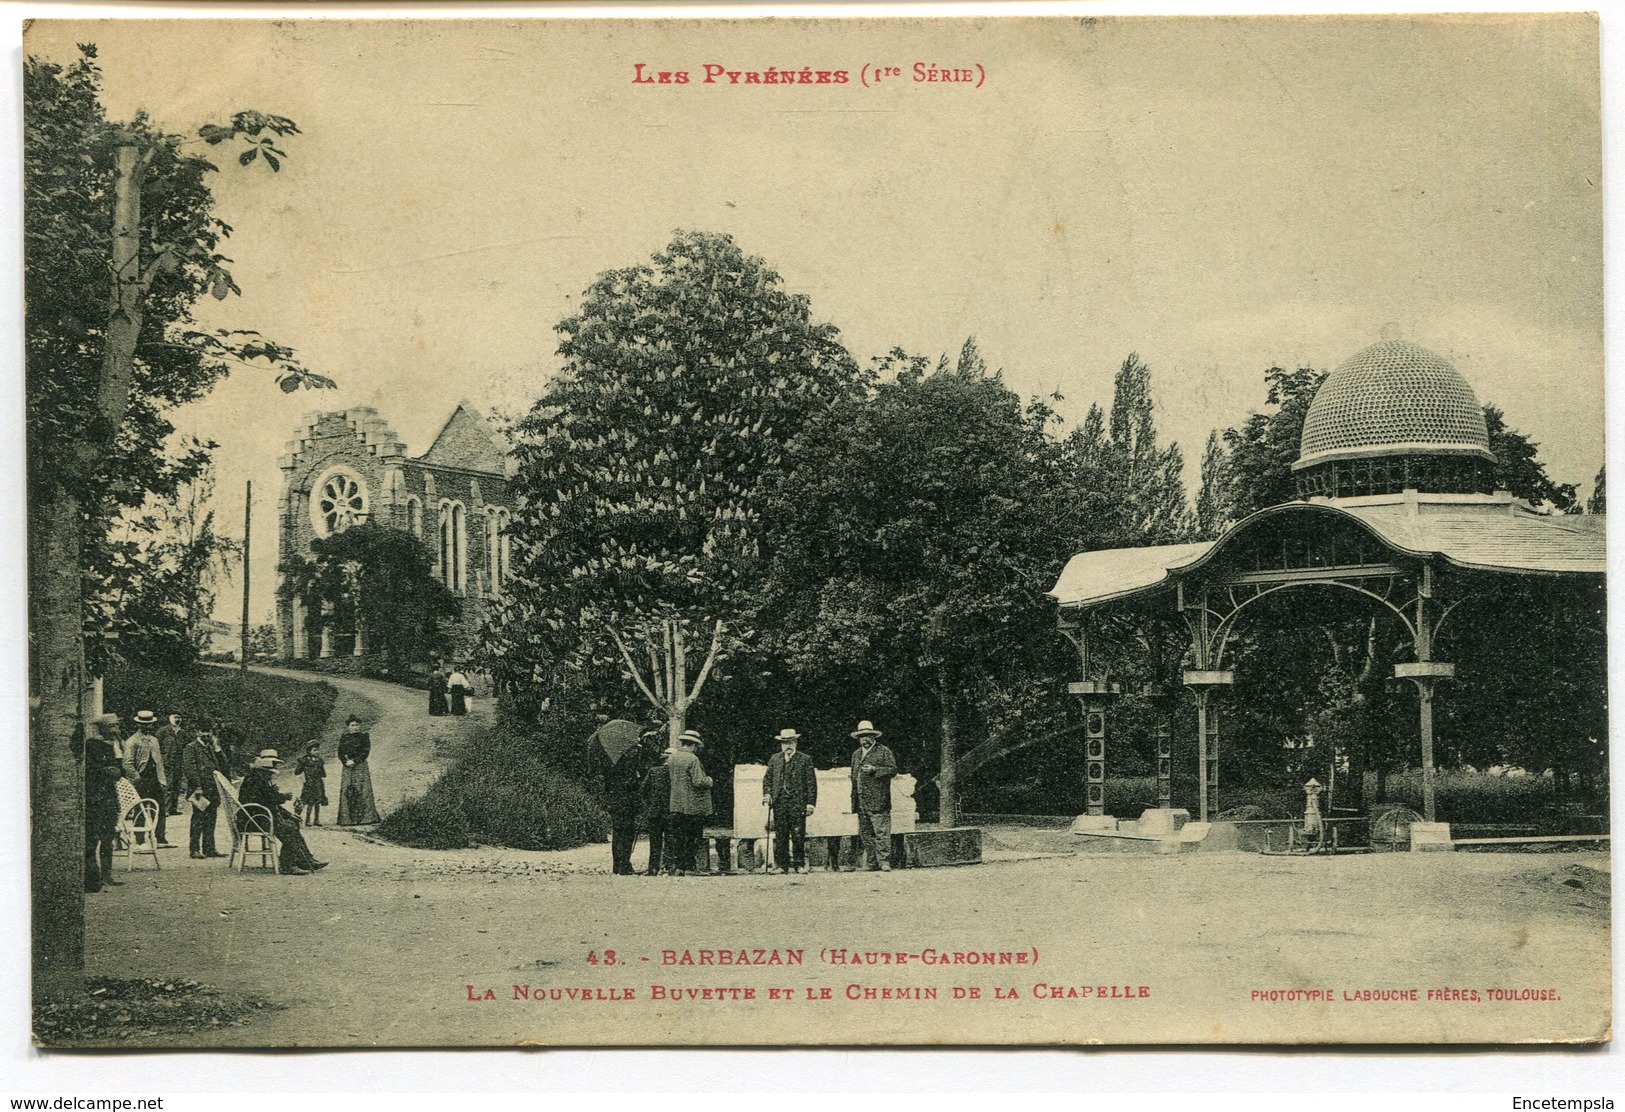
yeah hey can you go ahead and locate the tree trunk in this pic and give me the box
[32,144,145,1001]
[30,486,87,1001]
[938,677,959,828]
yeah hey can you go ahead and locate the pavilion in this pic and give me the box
[1047,338,1606,827]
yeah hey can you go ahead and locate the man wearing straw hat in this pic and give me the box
[762,728,817,874]
[849,720,897,871]
[666,730,713,876]
[238,749,328,875]
[124,710,173,848]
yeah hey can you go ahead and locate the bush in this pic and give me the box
[102,660,337,768]
[377,718,610,851]
[375,792,473,850]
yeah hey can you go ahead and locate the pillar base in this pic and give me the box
[1409,822,1454,852]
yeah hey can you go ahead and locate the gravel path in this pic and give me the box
[247,664,480,814]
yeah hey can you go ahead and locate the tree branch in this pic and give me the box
[608,624,662,710]
[686,619,725,704]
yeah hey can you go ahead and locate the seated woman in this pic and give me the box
[237,749,328,875]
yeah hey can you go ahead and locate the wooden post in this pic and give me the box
[240,480,251,671]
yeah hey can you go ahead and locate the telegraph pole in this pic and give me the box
[240,480,251,672]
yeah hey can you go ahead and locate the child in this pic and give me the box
[292,741,328,826]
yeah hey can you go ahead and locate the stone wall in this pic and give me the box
[276,405,513,665]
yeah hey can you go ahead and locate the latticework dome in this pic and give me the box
[1294,339,1494,470]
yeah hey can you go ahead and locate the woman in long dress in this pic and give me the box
[447,668,470,717]
[336,716,381,825]
[428,666,449,717]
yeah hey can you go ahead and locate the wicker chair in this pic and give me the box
[117,799,162,871]
[214,770,279,873]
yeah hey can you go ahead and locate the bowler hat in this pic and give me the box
[850,720,882,739]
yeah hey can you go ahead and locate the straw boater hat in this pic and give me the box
[133,710,158,727]
[255,748,283,767]
[850,720,882,740]
[774,729,801,744]
[678,729,704,750]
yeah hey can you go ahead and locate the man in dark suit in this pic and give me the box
[849,720,897,871]
[80,714,126,891]
[181,720,227,859]
[640,747,672,877]
[590,716,646,875]
[156,713,187,816]
[762,728,817,873]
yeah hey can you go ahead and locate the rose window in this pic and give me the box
[311,469,369,536]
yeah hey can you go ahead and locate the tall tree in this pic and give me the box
[756,341,1084,824]
[1483,405,1577,511]
[1588,466,1605,514]
[85,456,235,672]
[1065,354,1192,545]
[26,46,326,998]
[1219,365,1324,518]
[1195,429,1231,538]
[486,230,865,749]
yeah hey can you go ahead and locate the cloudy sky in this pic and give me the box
[23,14,1604,624]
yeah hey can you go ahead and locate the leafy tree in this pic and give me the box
[1587,466,1605,514]
[1219,365,1324,518]
[1484,405,1577,511]
[485,230,865,748]
[86,458,234,671]
[247,622,279,659]
[755,341,1084,824]
[1060,354,1192,546]
[26,46,326,998]
[279,523,460,675]
[1195,429,1231,538]
[1439,577,1607,807]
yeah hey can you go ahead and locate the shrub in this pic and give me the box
[378,717,610,851]
[375,791,473,850]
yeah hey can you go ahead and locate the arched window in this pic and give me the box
[485,509,508,594]
[437,501,452,587]
[406,496,423,539]
[498,510,511,584]
[449,502,467,593]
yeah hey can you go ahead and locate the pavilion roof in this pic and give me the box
[1048,494,1606,610]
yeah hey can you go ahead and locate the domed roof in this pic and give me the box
[1294,339,1494,470]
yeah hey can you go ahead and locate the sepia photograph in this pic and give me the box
[20,11,1610,1050]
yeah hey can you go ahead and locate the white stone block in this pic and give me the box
[732,764,915,838]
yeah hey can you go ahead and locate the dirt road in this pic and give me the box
[86,668,1610,1047]
[86,799,1610,1046]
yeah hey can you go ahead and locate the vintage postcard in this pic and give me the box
[24,13,1608,1048]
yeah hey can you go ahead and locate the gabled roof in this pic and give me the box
[417,402,511,476]
[1049,494,1606,611]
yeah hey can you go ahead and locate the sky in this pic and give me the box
[22,13,1605,625]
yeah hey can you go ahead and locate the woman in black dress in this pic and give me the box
[336,716,381,825]
[428,666,449,717]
